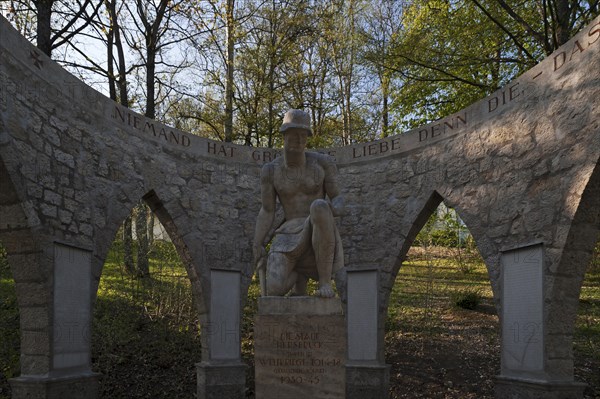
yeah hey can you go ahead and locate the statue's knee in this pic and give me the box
[267,279,285,296]
[310,199,331,222]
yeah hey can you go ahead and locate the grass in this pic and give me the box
[92,240,202,398]
[0,244,19,399]
[0,240,598,398]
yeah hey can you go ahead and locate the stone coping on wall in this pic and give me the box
[2,15,598,168]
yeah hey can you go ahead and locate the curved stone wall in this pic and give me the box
[1,14,598,399]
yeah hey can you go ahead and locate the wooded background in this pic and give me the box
[3,0,598,146]
[2,0,598,275]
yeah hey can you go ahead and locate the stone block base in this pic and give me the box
[196,362,247,399]
[254,296,346,399]
[495,376,587,399]
[346,363,390,399]
[9,372,100,399]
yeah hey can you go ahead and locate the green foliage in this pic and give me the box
[388,0,534,131]
[414,205,465,247]
[1,233,599,396]
[0,243,19,399]
[93,239,202,398]
[451,288,482,310]
[575,241,600,361]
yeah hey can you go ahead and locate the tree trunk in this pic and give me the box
[108,0,128,106]
[106,1,116,101]
[147,212,155,248]
[123,216,135,275]
[135,202,149,277]
[553,0,571,47]
[224,0,235,142]
[35,0,54,57]
[145,44,156,120]
[381,71,390,137]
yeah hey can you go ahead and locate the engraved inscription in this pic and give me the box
[501,244,544,374]
[255,315,345,398]
[53,243,92,370]
[554,21,600,71]
[112,106,191,147]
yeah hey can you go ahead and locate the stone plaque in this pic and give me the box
[347,270,378,361]
[53,243,92,370]
[254,297,346,399]
[210,269,241,360]
[501,244,544,374]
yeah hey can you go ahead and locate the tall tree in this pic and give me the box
[124,0,184,276]
[9,0,104,57]
[328,0,361,144]
[224,0,236,142]
[359,0,404,137]
[385,0,598,131]
[472,0,599,55]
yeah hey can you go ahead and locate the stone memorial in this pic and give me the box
[252,109,345,299]
[53,243,93,372]
[254,297,346,399]
[501,244,544,376]
[0,13,599,399]
[252,109,347,398]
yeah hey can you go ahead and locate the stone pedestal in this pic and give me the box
[9,372,101,399]
[495,376,587,399]
[254,296,346,399]
[346,363,390,399]
[196,362,247,399]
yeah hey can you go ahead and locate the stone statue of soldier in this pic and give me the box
[253,109,344,298]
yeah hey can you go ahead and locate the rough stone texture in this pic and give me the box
[346,269,379,362]
[9,373,100,399]
[254,297,346,399]
[259,296,343,315]
[1,13,599,399]
[196,362,247,399]
[346,364,391,399]
[495,376,587,399]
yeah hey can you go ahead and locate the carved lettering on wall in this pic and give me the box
[112,106,191,147]
[488,83,523,113]
[418,113,467,142]
[554,22,600,71]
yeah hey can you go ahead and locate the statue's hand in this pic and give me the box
[315,283,335,298]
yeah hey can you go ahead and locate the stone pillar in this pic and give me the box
[254,296,346,399]
[10,373,101,399]
[345,269,390,399]
[196,269,246,399]
[10,243,100,399]
[495,244,586,399]
[196,362,247,399]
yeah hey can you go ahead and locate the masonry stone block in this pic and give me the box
[21,330,50,355]
[10,373,100,399]
[15,282,48,306]
[1,13,599,399]
[20,306,49,330]
[7,253,40,280]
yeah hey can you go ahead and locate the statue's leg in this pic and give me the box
[309,199,336,298]
[266,251,297,296]
[290,274,308,296]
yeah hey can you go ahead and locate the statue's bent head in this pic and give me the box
[280,109,312,136]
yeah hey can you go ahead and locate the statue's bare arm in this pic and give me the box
[253,163,276,264]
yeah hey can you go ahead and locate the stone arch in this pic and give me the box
[89,186,210,333]
[1,12,599,399]
[384,189,499,306]
[543,161,599,380]
[142,189,207,316]
[0,156,51,377]
[88,187,212,395]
